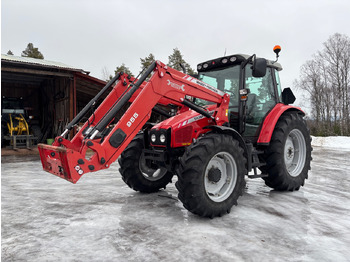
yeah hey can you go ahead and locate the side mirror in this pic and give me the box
[282,88,296,105]
[252,58,267,77]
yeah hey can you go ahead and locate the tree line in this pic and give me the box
[7,44,195,81]
[7,43,44,59]
[110,47,195,80]
[296,33,350,136]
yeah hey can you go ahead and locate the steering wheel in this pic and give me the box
[224,89,236,98]
[224,89,235,96]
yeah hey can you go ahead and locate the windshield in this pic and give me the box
[197,65,240,107]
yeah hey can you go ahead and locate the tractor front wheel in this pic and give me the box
[118,133,173,193]
[176,133,247,218]
[261,112,312,191]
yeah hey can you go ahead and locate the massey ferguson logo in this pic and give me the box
[167,80,185,92]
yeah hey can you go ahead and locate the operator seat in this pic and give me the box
[246,93,257,124]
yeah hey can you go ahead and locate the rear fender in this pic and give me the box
[257,103,304,145]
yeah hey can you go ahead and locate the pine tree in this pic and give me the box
[140,53,155,73]
[7,50,14,55]
[115,63,134,77]
[139,53,155,80]
[21,43,44,59]
[167,48,195,75]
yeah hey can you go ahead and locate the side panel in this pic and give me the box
[257,103,304,145]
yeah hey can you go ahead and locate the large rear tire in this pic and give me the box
[261,112,312,191]
[176,133,247,218]
[118,133,173,193]
[31,125,42,144]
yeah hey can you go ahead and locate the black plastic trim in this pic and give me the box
[109,128,127,148]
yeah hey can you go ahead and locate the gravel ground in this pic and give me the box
[1,146,350,261]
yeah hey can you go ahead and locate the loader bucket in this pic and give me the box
[38,144,83,184]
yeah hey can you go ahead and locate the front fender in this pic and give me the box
[205,125,248,159]
[257,103,305,145]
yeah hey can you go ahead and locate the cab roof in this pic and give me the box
[197,54,282,72]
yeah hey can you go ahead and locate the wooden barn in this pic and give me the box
[1,54,107,144]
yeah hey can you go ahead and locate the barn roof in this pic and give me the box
[1,54,89,74]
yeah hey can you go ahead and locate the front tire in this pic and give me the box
[261,112,312,191]
[176,133,247,218]
[118,133,173,193]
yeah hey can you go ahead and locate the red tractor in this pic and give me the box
[38,46,312,218]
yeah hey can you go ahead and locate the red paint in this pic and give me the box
[257,103,304,144]
[38,61,228,183]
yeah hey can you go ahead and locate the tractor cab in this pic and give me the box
[197,53,284,140]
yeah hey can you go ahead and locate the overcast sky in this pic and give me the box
[2,0,350,109]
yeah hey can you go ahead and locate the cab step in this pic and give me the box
[248,172,269,179]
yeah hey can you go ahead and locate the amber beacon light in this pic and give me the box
[273,45,281,62]
[273,45,281,55]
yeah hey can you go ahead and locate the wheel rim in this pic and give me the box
[284,129,306,177]
[204,152,237,202]
[139,153,167,181]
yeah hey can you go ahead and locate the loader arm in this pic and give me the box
[38,61,229,183]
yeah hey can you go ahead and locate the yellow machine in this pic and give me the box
[7,113,30,136]
[1,97,38,149]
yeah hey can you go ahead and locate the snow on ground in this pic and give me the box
[1,137,350,261]
[311,136,350,150]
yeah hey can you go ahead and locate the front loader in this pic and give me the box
[38,46,312,218]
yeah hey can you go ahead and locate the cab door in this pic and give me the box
[243,67,278,137]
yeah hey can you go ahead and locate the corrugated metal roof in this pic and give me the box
[1,54,89,73]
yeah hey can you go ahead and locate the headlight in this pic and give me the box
[160,134,166,143]
[151,134,156,143]
[149,129,170,146]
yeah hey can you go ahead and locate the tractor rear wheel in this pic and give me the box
[261,112,312,191]
[118,133,173,193]
[176,133,247,218]
[31,125,42,144]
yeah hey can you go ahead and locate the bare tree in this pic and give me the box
[101,66,113,81]
[296,33,350,136]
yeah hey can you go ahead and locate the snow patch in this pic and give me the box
[311,136,350,150]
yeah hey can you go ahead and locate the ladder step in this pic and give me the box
[252,150,264,155]
[248,173,269,179]
[252,162,265,168]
